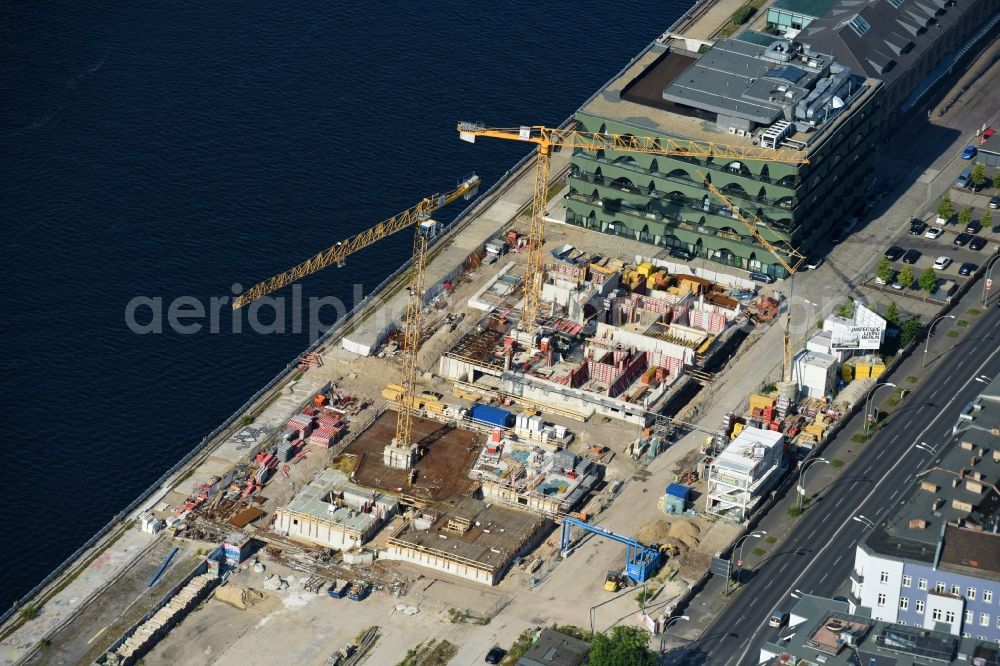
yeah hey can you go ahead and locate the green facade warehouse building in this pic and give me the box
[565,37,885,277]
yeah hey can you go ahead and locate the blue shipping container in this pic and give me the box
[665,483,691,500]
[469,404,513,428]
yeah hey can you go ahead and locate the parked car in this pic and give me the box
[989,195,1000,210]
[485,647,507,664]
[924,227,943,240]
[969,236,987,251]
[843,216,860,232]
[954,233,972,246]
[884,246,905,261]
[933,256,952,270]
[875,271,894,286]
[958,262,977,276]
[769,611,789,628]
[669,247,694,261]
[955,169,971,189]
[961,145,978,160]
[965,220,981,234]
[909,219,927,235]
[749,271,776,284]
[890,280,905,290]
[902,249,921,264]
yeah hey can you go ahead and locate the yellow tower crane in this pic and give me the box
[456,123,808,346]
[233,174,481,468]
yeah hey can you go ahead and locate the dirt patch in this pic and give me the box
[346,410,481,500]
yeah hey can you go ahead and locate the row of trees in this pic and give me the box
[874,258,939,294]
[937,193,994,228]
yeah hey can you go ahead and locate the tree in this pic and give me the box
[896,265,914,290]
[993,171,1000,190]
[875,257,894,284]
[900,319,922,347]
[958,206,972,228]
[837,298,855,318]
[886,301,900,326]
[983,208,993,231]
[918,267,937,295]
[971,164,986,191]
[590,626,656,666]
[937,194,954,222]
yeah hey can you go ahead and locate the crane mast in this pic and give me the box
[232,175,480,470]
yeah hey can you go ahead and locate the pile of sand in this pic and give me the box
[636,519,672,545]
[668,520,701,550]
[214,585,265,610]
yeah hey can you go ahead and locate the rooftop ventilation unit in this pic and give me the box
[761,120,795,148]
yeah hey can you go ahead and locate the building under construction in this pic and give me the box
[273,469,398,550]
[439,254,748,424]
[470,433,602,518]
[381,497,546,585]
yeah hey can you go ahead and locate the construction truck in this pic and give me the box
[658,543,680,558]
[604,570,624,592]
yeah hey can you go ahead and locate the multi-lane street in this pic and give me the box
[672,301,1000,666]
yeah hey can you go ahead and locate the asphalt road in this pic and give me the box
[679,302,1000,666]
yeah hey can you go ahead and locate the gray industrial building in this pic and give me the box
[567,37,883,277]
[850,375,1000,643]
[782,0,1000,124]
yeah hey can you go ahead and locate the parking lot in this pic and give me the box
[860,159,1000,306]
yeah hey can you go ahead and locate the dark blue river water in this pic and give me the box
[0,1,690,609]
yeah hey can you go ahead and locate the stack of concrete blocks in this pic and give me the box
[113,572,217,663]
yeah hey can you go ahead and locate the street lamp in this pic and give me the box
[658,615,690,653]
[923,315,956,368]
[797,458,829,512]
[864,382,896,435]
[730,531,766,594]
[852,514,875,529]
[914,442,936,455]
[983,254,1000,305]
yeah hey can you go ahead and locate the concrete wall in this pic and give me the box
[480,480,564,516]
[273,510,368,551]
[381,541,499,585]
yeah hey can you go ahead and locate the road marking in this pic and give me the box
[890,490,899,500]
[738,614,745,624]
[821,573,829,583]
[890,434,900,444]
[850,540,857,548]
[780,562,789,573]
[835,497,844,507]
[931,388,940,398]
[731,344,1000,666]
[876,449,885,460]
[88,626,109,645]
[851,482,859,490]
[808,529,817,539]
[944,373,953,383]
[834,555,843,566]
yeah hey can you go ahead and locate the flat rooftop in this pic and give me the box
[715,426,784,475]
[389,498,544,570]
[763,595,999,665]
[863,375,1000,571]
[770,0,839,18]
[280,468,397,533]
[344,410,481,501]
[580,38,879,150]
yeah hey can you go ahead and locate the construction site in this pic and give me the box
[29,114,900,666]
